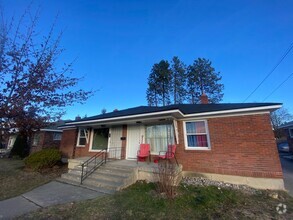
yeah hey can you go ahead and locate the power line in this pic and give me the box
[263,72,293,101]
[243,42,293,103]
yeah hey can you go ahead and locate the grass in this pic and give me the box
[0,158,67,201]
[20,181,293,219]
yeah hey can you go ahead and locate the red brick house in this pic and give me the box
[59,102,284,189]
[31,129,63,153]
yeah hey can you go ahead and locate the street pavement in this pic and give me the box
[279,153,293,197]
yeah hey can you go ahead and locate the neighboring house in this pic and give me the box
[59,99,284,190]
[30,121,66,153]
[279,121,293,153]
[0,134,17,157]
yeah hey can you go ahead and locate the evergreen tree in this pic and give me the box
[170,57,186,104]
[146,60,171,106]
[186,58,224,103]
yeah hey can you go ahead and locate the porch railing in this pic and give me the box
[80,147,124,184]
[107,147,125,160]
[80,149,107,184]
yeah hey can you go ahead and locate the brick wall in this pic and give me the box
[60,128,127,159]
[176,113,283,179]
[42,132,61,149]
[31,131,61,153]
[60,129,78,158]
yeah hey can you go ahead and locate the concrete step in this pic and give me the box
[88,172,129,182]
[56,178,116,195]
[61,173,81,183]
[95,168,132,177]
[82,177,124,191]
[60,161,138,194]
[100,165,134,173]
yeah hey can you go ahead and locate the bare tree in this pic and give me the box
[0,6,93,154]
[271,107,293,139]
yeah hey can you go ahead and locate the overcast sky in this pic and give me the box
[1,0,293,119]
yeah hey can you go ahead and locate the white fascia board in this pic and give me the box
[58,125,77,130]
[65,109,184,126]
[180,111,271,121]
[40,129,63,132]
[64,104,281,126]
[183,105,282,118]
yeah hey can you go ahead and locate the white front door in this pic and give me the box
[109,126,123,159]
[126,125,145,159]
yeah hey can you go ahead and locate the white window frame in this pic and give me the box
[289,127,293,138]
[33,133,41,146]
[183,120,211,150]
[8,135,17,148]
[76,128,89,147]
[89,128,109,152]
[53,132,62,141]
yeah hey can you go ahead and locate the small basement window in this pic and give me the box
[77,128,89,147]
[184,120,210,150]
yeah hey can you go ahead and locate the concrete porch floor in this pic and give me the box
[69,157,161,169]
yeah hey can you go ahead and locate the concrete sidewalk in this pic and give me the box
[0,181,104,219]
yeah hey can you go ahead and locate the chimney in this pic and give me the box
[75,115,81,120]
[200,93,209,104]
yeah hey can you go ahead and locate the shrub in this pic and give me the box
[24,149,61,171]
[154,160,180,199]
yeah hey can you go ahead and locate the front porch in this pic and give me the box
[60,157,182,194]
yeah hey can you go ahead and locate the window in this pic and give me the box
[53,132,62,141]
[146,124,174,154]
[77,129,89,147]
[33,133,41,146]
[289,128,293,138]
[184,120,210,150]
[91,128,109,151]
[8,135,17,148]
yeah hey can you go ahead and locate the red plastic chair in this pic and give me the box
[137,144,150,164]
[159,144,178,165]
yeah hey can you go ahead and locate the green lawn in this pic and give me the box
[20,181,293,219]
[0,158,66,201]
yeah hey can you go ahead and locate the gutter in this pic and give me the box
[62,104,281,127]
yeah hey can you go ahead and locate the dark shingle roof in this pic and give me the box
[68,103,280,124]
[279,121,293,128]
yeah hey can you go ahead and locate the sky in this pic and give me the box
[1,0,293,120]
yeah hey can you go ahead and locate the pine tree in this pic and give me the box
[170,56,186,104]
[146,60,172,106]
[186,58,224,103]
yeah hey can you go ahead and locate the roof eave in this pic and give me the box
[61,104,281,128]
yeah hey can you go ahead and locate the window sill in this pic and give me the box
[185,147,211,151]
[76,145,85,148]
[89,149,106,152]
